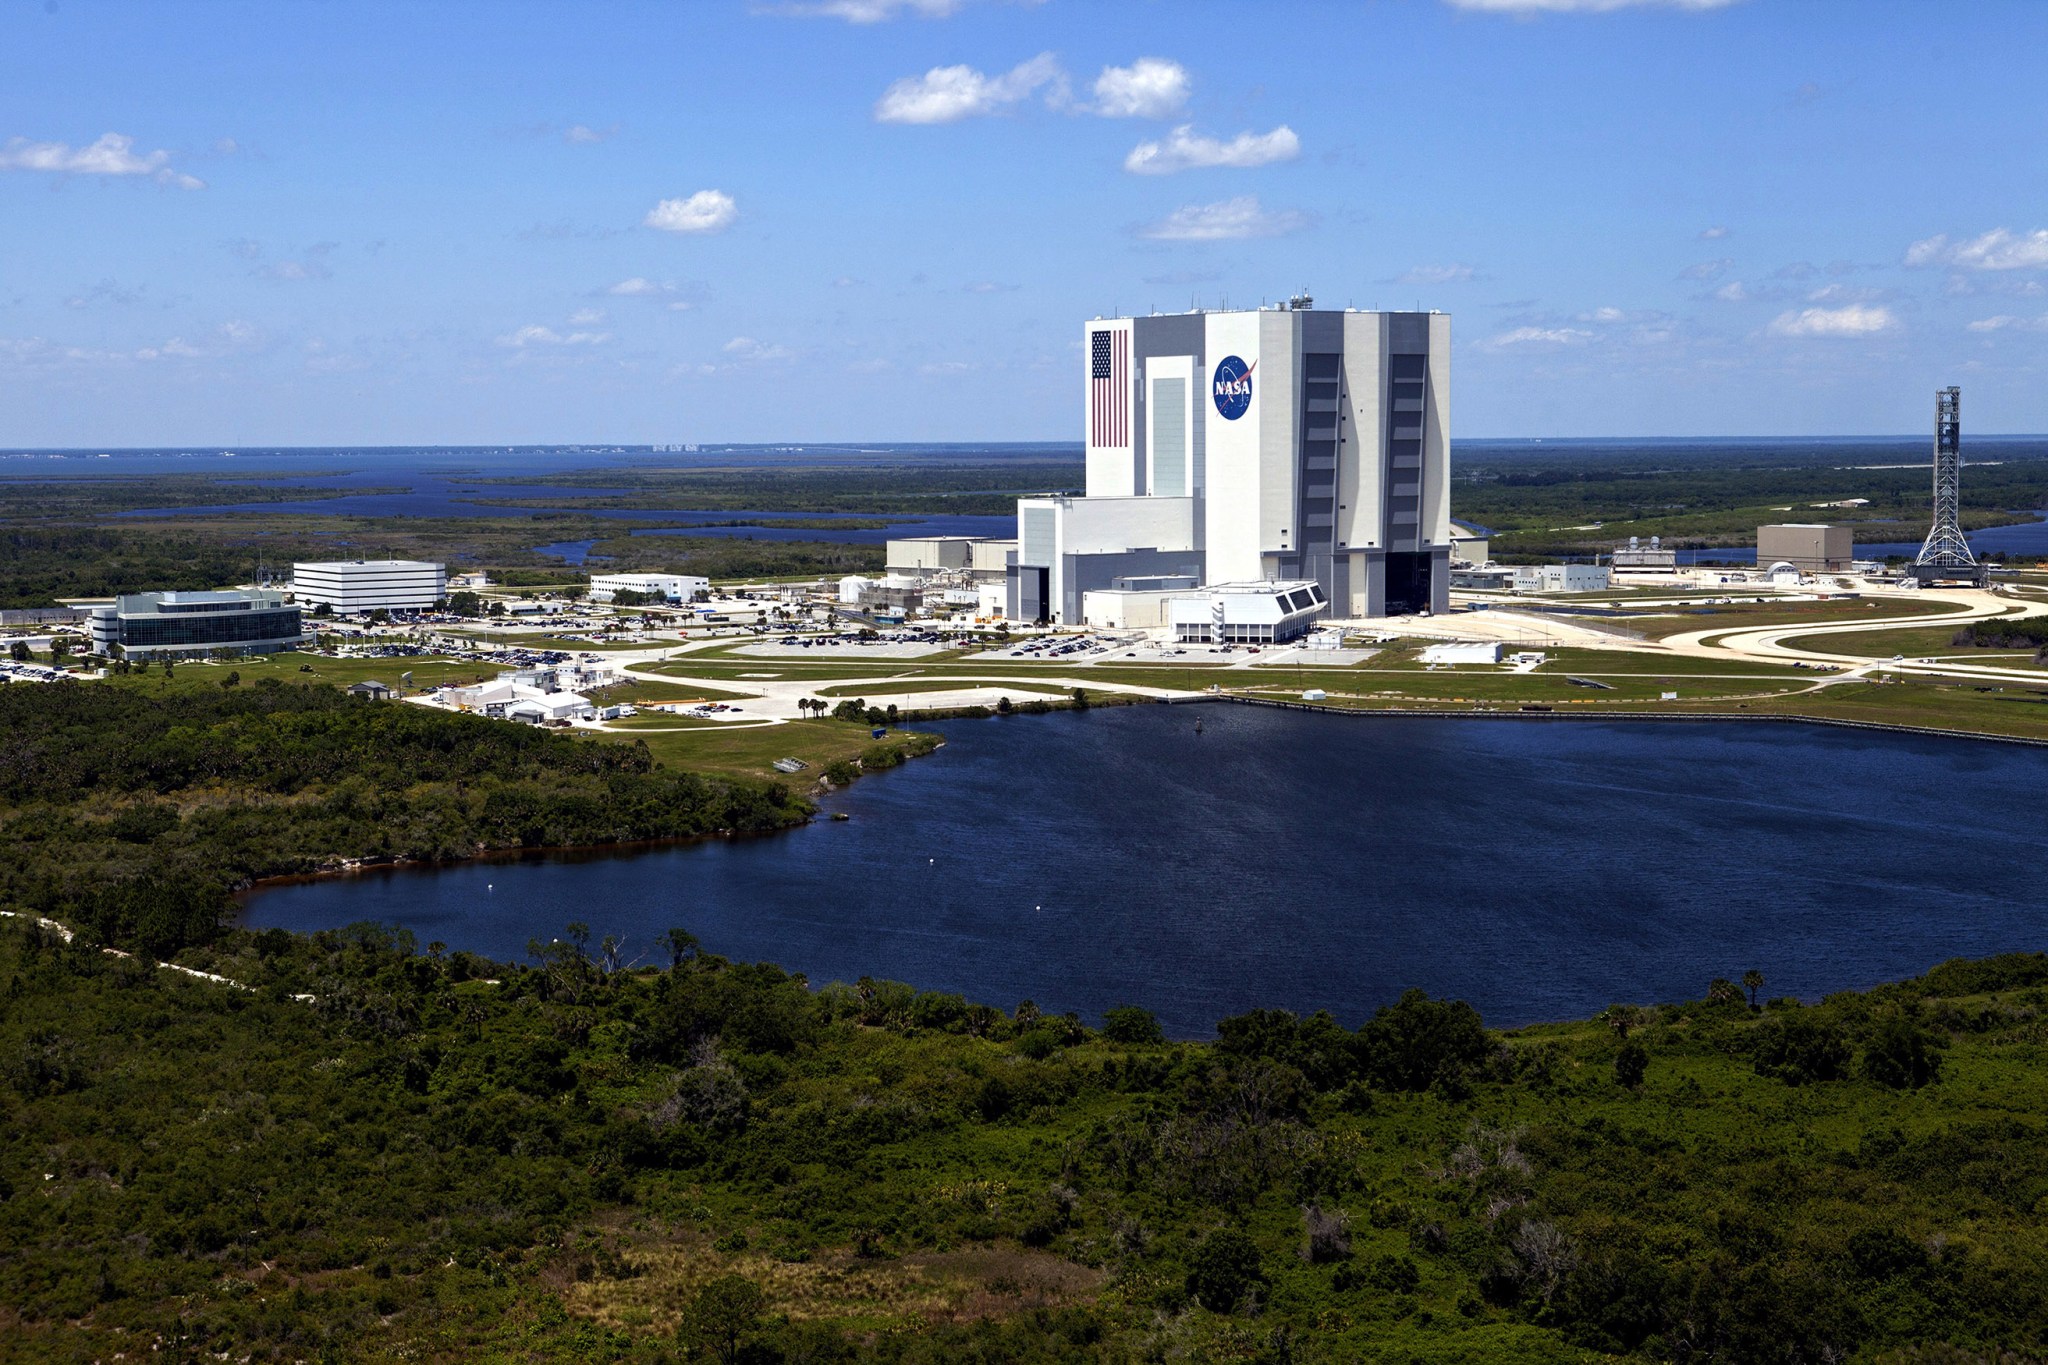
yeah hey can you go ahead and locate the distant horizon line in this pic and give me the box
[7,432,2048,455]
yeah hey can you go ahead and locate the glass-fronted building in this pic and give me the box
[87,590,310,661]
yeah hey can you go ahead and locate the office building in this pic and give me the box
[1010,298,1451,624]
[1168,581,1330,645]
[88,590,308,661]
[1757,524,1853,573]
[587,572,710,603]
[292,559,447,613]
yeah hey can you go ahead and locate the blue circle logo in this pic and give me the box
[1212,355,1255,420]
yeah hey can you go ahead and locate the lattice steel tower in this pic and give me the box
[1913,386,1985,585]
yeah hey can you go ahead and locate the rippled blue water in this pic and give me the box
[241,707,2048,1036]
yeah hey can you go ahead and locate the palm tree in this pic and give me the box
[1742,969,1765,1009]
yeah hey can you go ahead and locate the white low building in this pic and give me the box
[1420,641,1503,665]
[1168,580,1329,645]
[447,678,596,723]
[293,560,447,613]
[587,572,709,603]
[1512,564,1610,594]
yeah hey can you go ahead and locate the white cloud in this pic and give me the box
[1484,326,1593,348]
[1804,283,1884,304]
[1766,304,1896,337]
[1967,313,2048,333]
[497,324,610,347]
[874,53,1062,124]
[920,360,974,375]
[779,0,963,20]
[1906,228,2048,272]
[1580,306,1625,322]
[723,336,792,362]
[1124,124,1299,175]
[1092,58,1190,118]
[1444,0,1738,11]
[1393,263,1478,286]
[563,123,618,145]
[644,190,738,233]
[1680,257,1734,281]
[965,281,1016,293]
[1139,195,1307,242]
[606,277,663,296]
[1714,281,1749,301]
[1699,225,1729,240]
[0,132,206,189]
[568,308,606,325]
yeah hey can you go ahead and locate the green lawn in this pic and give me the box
[814,678,1076,698]
[1776,622,2046,664]
[608,717,938,781]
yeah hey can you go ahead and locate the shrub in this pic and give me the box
[1752,1014,1851,1085]
[1186,1228,1265,1312]
[1301,1205,1351,1264]
[1614,1040,1648,1090]
[1860,1015,1944,1089]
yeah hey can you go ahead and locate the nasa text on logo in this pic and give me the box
[1212,355,1255,420]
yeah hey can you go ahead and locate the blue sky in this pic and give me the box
[3,0,2046,446]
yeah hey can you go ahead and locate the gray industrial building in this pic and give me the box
[1009,297,1451,624]
[1757,524,1854,572]
[87,589,309,661]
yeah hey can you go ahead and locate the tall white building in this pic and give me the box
[1009,299,1451,623]
[293,560,447,613]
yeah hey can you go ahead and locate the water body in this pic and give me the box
[242,708,2048,1037]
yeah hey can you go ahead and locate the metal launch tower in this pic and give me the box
[1912,386,1987,586]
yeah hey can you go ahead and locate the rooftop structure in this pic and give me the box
[87,589,308,661]
[1010,302,1450,624]
[292,559,447,614]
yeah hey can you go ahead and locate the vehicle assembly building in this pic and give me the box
[1008,297,1451,625]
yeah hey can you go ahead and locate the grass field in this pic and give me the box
[813,678,1076,698]
[609,717,939,781]
[1600,596,1960,640]
[1775,622,2047,664]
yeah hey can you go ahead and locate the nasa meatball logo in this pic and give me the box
[1212,355,1255,420]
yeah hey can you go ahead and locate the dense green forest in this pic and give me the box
[4,916,2046,1363]
[0,683,807,957]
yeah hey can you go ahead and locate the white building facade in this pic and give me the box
[587,572,710,603]
[292,560,447,613]
[1009,301,1451,624]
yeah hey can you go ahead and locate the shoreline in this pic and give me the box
[1216,693,2048,747]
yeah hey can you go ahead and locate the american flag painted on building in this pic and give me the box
[1089,328,1128,448]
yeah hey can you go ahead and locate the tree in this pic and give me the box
[657,927,700,970]
[1861,1015,1944,1089]
[1614,1040,1648,1090]
[447,590,481,616]
[160,659,174,677]
[1102,1004,1164,1045]
[1186,1228,1265,1312]
[1071,686,1090,710]
[679,1274,764,1365]
[1742,969,1765,1009]
[48,637,71,664]
[1752,1014,1851,1085]
[8,640,28,662]
[220,671,241,688]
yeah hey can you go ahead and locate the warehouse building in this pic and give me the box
[1512,563,1610,594]
[88,590,309,661]
[1757,524,1854,573]
[292,559,447,614]
[587,572,710,603]
[1010,298,1451,624]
